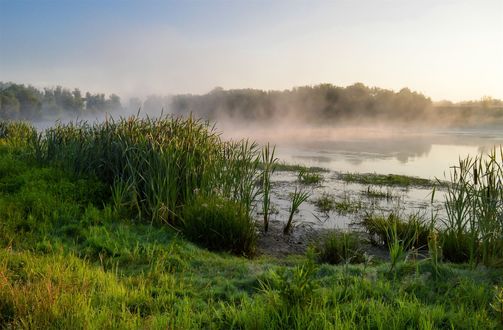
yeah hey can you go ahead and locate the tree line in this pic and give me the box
[168,83,433,124]
[0,82,122,120]
[2,81,502,126]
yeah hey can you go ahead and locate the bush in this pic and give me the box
[314,231,365,264]
[182,195,257,256]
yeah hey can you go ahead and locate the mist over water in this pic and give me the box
[214,119,503,179]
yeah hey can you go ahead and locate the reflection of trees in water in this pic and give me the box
[298,137,433,164]
[292,131,503,165]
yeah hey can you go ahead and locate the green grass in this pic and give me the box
[340,172,440,188]
[1,120,503,329]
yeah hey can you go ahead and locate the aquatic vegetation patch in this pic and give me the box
[298,167,324,185]
[362,186,396,200]
[361,212,429,250]
[439,147,503,266]
[314,231,366,264]
[274,162,328,173]
[313,192,337,213]
[340,172,437,188]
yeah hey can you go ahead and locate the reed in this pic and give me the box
[261,143,277,232]
[362,211,429,249]
[27,115,264,254]
[314,231,365,264]
[441,147,503,266]
[283,187,310,235]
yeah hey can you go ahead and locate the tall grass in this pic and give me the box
[33,115,262,224]
[441,147,503,266]
[24,115,265,255]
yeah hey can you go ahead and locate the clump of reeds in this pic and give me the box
[440,147,503,266]
[314,231,365,264]
[0,121,36,149]
[29,115,265,255]
[361,211,429,250]
[182,194,257,256]
[298,167,323,185]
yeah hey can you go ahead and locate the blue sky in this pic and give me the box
[1,0,502,101]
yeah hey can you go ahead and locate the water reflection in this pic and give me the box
[275,129,503,179]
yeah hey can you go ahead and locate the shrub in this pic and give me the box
[182,195,257,256]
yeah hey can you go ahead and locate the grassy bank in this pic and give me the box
[1,119,502,329]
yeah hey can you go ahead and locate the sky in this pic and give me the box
[0,0,502,101]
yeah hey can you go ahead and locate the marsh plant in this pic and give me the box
[363,186,396,200]
[334,192,362,215]
[441,147,503,266]
[491,286,503,325]
[261,143,277,232]
[314,231,365,264]
[362,211,429,249]
[386,220,418,273]
[283,187,310,235]
[313,192,336,213]
[182,194,257,256]
[298,167,323,185]
[28,115,264,254]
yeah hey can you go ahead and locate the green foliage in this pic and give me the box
[314,231,365,264]
[182,194,257,256]
[0,82,122,120]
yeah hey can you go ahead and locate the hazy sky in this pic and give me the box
[1,0,502,101]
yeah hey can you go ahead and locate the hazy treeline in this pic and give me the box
[0,82,122,120]
[168,83,433,124]
[2,81,502,127]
